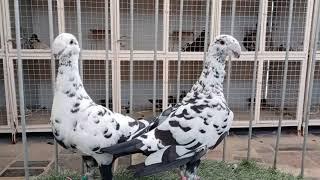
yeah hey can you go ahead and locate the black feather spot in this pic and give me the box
[73,103,80,108]
[169,121,179,127]
[155,129,178,145]
[173,109,193,120]
[218,131,223,135]
[169,120,191,132]
[104,134,112,138]
[190,104,210,113]
[94,119,100,124]
[55,119,60,123]
[116,123,120,130]
[70,144,77,149]
[71,108,79,113]
[68,92,76,98]
[224,118,228,122]
[53,129,59,137]
[138,121,146,130]
[103,129,108,134]
[222,125,227,129]
[92,146,100,152]
[117,135,128,143]
[200,129,206,133]
[141,134,148,139]
[213,124,219,128]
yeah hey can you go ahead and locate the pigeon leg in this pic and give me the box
[99,164,113,180]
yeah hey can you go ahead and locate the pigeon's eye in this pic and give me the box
[220,40,225,45]
[70,40,74,45]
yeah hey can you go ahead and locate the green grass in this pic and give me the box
[35,160,302,180]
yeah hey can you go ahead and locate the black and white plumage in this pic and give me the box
[102,35,241,179]
[50,33,149,180]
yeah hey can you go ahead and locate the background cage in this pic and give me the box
[0,0,318,133]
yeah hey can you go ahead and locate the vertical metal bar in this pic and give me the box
[247,0,263,160]
[105,0,109,109]
[203,0,210,63]
[176,0,183,104]
[47,0,58,173]
[76,0,84,173]
[76,0,83,78]
[129,0,134,114]
[273,0,294,169]
[265,1,274,99]
[223,0,236,162]
[14,0,29,179]
[153,0,159,116]
[301,0,320,177]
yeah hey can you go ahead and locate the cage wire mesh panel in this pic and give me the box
[83,60,112,109]
[310,60,320,120]
[120,60,163,118]
[64,0,111,50]
[119,0,163,50]
[265,0,307,51]
[14,59,53,125]
[9,0,58,49]
[260,60,301,121]
[168,60,202,105]
[169,0,211,52]
[0,60,7,126]
[225,61,256,121]
[221,0,260,52]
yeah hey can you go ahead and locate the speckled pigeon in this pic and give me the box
[101,35,241,180]
[50,33,149,180]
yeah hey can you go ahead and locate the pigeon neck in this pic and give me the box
[191,54,226,95]
[55,54,84,93]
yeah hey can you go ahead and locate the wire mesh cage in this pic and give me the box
[168,60,202,104]
[0,59,7,126]
[265,0,307,51]
[9,0,58,49]
[169,0,211,52]
[221,0,260,52]
[260,60,301,121]
[120,60,163,117]
[119,0,163,51]
[13,59,53,125]
[83,59,112,109]
[226,61,257,122]
[64,0,111,50]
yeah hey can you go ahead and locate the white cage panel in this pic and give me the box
[64,0,111,50]
[82,60,112,110]
[120,60,163,117]
[265,0,308,51]
[224,61,256,121]
[169,0,211,52]
[119,0,163,50]
[310,61,320,120]
[14,59,53,125]
[221,0,260,52]
[260,60,301,121]
[0,59,7,126]
[9,0,58,49]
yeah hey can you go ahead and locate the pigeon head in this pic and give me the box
[208,35,241,60]
[52,33,80,59]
